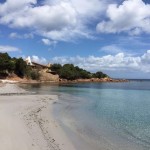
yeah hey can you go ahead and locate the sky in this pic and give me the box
[0,0,150,79]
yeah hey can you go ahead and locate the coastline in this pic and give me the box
[0,77,128,85]
[0,84,76,150]
[59,78,128,84]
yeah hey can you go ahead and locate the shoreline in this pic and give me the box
[0,77,128,85]
[0,84,76,150]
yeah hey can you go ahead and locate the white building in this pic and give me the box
[25,56,33,65]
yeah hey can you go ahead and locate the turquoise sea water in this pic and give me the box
[21,80,150,150]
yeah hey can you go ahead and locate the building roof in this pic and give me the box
[32,62,48,68]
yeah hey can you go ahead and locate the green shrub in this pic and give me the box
[15,58,27,78]
[30,70,40,80]
[50,63,62,74]
[0,53,15,74]
[51,63,108,80]
[92,71,108,79]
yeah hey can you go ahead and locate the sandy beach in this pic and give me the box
[0,83,76,150]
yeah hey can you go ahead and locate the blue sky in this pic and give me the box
[0,0,150,79]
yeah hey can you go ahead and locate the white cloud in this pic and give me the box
[66,0,106,19]
[31,55,47,64]
[51,50,150,73]
[1,0,150,41]
[0,0,37,14]
[0,0,108,41]
[141,50,150,64]
[97,0,150,35]
[9,32,34,39]
[0,45,20,52]
[41,38,57,46]
[100,44,123,54]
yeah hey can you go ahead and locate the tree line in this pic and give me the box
[50,64,108,80]
[0,53,39,79]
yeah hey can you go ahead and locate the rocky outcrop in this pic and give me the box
[39,70,59,82]
[59,77,128,83]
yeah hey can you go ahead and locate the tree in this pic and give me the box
[30,70,40,80]
[75,66,91,79]
[79,70,91,79]
[92,71,108,79]
[50,63,108,80]
[50,64,62,74]
[60,64,78,80]
[0,53,15,74]
[15,58,27,78]
[0,52,11,60]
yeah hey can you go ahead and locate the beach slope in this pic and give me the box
[0,84,76,150]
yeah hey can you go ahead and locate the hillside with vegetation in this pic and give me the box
[50,63,108,80]
[0,52,111,82]
[0,53,40,80]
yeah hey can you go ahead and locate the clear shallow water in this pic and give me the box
[21,80,150,150]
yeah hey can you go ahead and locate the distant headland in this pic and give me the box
[0,53,127,83]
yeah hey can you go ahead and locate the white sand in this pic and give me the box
[0,79,19,83]
[0,83,27,94]
[0,84,76,150]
